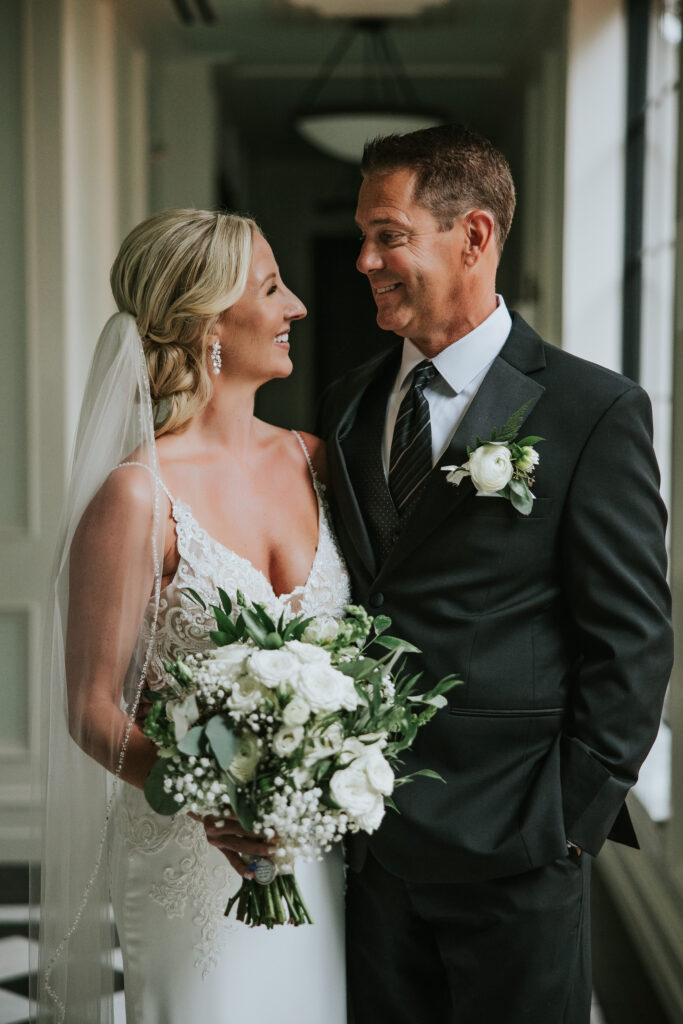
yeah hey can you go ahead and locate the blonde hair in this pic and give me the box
[110,208,257,435]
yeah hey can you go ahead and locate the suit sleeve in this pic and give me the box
[559,384,673,855]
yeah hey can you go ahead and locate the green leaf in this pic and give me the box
[339,657,376,679]
[205,715,239,772]
[262,631,284,650]
[177,725,204,756]
[413,768,446,783]
[217,587,233,615]
[240,608,269,646]
[284,615,314,641]
[517,435,544,446]
[383,796,400,814]
[493,400,532,444]
[508,478,533,515]
[373,635,421,654]
[179,587,206,611]
[209,629,232,647]
[372,615,392,634]
[143,758,181,816]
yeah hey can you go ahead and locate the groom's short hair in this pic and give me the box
[360,123,516,255]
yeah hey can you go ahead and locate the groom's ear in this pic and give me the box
[462,210,496,267]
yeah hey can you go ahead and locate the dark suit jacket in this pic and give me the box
[320,313,673,884]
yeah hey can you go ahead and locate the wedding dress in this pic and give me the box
[108,431,351,1023]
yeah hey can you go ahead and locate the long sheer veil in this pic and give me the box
[33,312,165,1022]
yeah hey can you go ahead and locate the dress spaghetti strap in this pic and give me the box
[113,460,176,506]
[291,430,317,480]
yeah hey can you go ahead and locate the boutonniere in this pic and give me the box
[442,401,544,515]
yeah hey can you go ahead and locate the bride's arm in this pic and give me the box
[65,467,161,790]
[64,466,275,875]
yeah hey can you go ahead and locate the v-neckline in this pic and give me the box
[172,491,322,602]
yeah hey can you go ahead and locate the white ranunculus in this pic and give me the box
[273,724,304,757]
[516,445,539,473]
[467,442,514,493]
[166,693,199,742]
[228,675,266,713]
[292,663,359,713]
[301,617,341,645]
[282,695,311,726]
[229,733,261,783]
[248,648,300,688]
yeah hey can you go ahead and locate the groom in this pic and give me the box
[319,124,673,1023]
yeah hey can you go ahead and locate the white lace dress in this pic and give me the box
[109,434,351,1024]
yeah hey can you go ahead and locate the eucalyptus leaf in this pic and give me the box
[143,758,180,816]
[205,715,239,772]
[372,615,392,634]
[509,481,533,516]
[177,725,204,756]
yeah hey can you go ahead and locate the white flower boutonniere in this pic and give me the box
[442,401,544,515]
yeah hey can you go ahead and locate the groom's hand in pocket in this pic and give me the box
[192,813,279,878]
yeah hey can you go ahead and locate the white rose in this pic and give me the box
[248,648,300,688]
[301,617,341,645]
[229,733,261,783]
[354,792,386,833]
[364,747,394,796]
[304,721,345,766]
[284,639,332,665]
[272,724,304,757]
[516,445,539,473]
[213,645,250,673]
[166,693,199,742]
[330,763,378,819]
[292,663,358,713]
[467,442,514,493]
[282,695,311,726]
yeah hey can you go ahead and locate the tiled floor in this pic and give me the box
[0,867,608,1024]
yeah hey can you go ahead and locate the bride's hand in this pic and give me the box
[193,813,278,878]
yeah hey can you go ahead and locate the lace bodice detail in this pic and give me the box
[139,432,351,686]
[112,433,351,976]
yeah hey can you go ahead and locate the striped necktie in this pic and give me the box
[389,360,437,511]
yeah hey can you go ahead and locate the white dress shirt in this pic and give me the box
[382,296,513,475]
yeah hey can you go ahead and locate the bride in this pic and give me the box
[39,209,350,1023]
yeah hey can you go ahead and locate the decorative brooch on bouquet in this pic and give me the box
[442,401,544,516]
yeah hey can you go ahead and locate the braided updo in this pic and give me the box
[110,208,257,435]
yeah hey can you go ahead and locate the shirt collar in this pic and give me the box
[397,296,512,394]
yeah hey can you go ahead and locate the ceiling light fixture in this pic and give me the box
[294,19,443,163]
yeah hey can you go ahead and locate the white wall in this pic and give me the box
[562,0,627,369]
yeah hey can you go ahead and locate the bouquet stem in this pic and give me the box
[225,873,313,929]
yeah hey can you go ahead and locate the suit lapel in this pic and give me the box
[328,347,400,577]
[383,321,546,573]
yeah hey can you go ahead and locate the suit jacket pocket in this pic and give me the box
[462,496,554,519]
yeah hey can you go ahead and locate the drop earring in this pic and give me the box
[210,339,222,375]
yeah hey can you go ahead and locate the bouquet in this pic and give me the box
[142,588,459,928]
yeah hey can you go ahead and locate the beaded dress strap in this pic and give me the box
[113,460,175,506]
[291,430,318,483]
